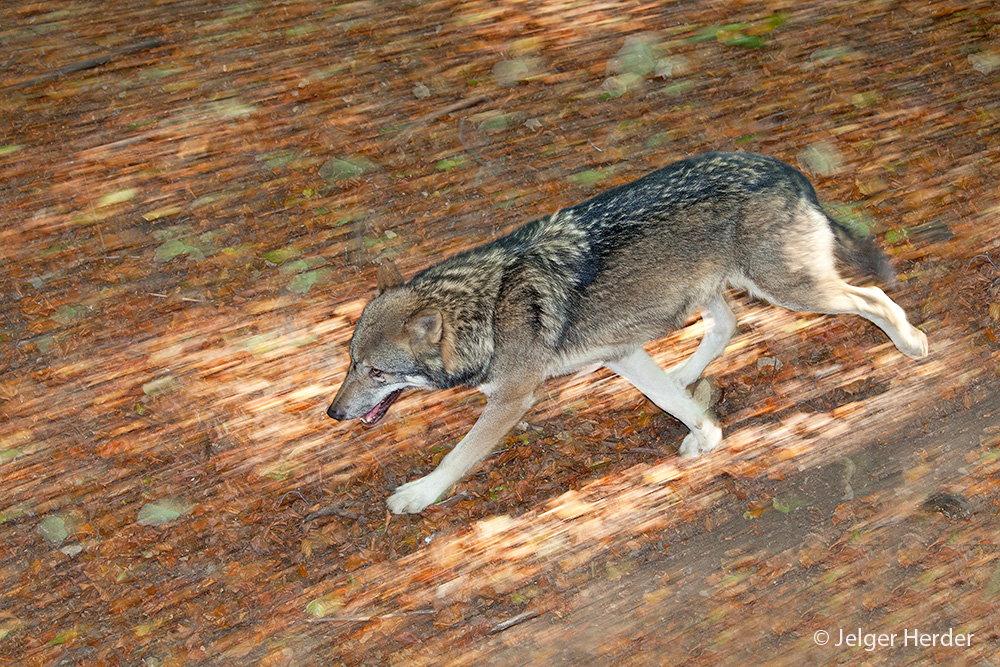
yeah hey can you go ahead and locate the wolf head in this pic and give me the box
[327,262,446,424]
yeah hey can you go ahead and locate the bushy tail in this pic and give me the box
[827,215,895,283]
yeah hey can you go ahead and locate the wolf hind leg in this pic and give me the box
[822,281,928,358]
[757,277,928,359]
[665,294,736,387]
[743,203,927,359]
[605,348,722,457]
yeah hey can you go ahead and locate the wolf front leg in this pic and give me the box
[386,386,536,514]
[606,347,723,457]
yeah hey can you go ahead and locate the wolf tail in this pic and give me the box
[827,214,896,283]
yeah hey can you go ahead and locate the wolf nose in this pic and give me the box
[327,404,345,420]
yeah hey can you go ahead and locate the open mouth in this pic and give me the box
[359,389,403,425]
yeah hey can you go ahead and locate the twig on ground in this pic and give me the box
[431,491,469,509]
[387,95,489,147]
[487,610,541,635]
[276,490,306,510]
[12,37,164,89]
[307,609,435,623]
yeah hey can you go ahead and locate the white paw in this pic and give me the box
[903,328,928,359]
[386,475,447,514]
[677,421,723,458]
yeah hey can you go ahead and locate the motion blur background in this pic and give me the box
[1,1,998,665]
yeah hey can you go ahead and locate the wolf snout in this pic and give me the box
[326,403,347,420]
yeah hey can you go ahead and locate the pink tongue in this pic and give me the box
[362,402,382,422]
[360,389,402,425]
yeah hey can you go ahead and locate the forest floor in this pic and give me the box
[2,1,999,665]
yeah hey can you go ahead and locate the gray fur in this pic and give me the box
[327,152,928,514]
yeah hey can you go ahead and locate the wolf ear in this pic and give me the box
[408,308,457,375]
[375,261,404,296]
[406,309,442,347]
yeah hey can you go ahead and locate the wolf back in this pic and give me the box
[402,151,880,388]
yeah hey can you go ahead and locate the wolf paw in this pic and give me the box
[387,475,447,514]
[678,421,723,458]
[903,328,928,359]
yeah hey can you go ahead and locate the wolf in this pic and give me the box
[327,152,928,514]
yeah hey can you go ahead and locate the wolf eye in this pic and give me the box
[369,367,384,379]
